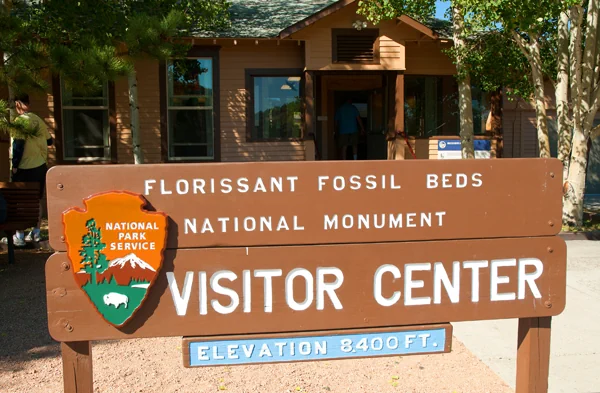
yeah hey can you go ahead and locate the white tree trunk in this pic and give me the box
[530,41,552,158]
[556,10,571,181]
[452,4,474,159]
[513,32,551,158]
[563,129,589,226]
[563,0,599,227]
[128,70,143,165]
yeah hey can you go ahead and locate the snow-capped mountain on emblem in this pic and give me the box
[109,253,156,271]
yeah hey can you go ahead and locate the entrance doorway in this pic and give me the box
[332,89,387,160]
[316,74,389,161]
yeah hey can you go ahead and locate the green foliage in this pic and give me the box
[445,30,534,99]
[79,218,109,285]
[357,0,436,24]
[0,99,41,139]
[1,0,231,97]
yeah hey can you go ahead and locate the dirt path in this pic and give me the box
[0,250,513,393]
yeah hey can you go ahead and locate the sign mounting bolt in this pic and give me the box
[544,301,552,308]
[57,183,64,190]
[60,235,65,242]
[61,262,70,271]
[548,220,554,227]
[547,247,554,253]
[550,172,555,178]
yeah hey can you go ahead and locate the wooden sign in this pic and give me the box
[46,159,563,251]
[45,158,567,393]
[182,324,453,367]
[46,236,566,342]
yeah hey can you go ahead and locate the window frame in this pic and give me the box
[52,75,117,164]
[245,68,305,142]
[160,46,221,163]
[331,28,380,65]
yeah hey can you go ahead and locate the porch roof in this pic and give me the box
[195,0,453,40]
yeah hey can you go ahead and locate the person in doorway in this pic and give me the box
[9,93,53,246]
[334,97,365,160]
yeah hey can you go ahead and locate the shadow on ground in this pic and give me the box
[0,250,59,372]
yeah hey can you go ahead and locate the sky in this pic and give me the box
[435,0,451,20]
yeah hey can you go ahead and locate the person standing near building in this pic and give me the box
[334,97,365,160]
[9,93,53,246]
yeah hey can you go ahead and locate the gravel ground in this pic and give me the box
[0,250,513,393]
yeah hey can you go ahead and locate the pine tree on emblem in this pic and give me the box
[79,218,109,286]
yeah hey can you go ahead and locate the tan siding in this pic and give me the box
[115,77,133,164]
[219,41,306,162]
[404,42,456,75]
[292,1,413,71]
[291,2,454,75]
[136,58,162,163]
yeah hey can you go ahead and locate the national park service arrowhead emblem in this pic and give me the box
[62,191,168,327]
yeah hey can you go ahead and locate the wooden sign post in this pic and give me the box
[44,158,566,393]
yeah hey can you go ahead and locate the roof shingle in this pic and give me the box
[195,0,453,39]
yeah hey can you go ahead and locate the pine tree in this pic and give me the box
[78,219,109,286]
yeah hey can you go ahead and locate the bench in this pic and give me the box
[0,182,41,264]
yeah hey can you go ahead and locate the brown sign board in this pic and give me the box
[46,236,566,342]
[181,324,453,368]
[46,158,563,251]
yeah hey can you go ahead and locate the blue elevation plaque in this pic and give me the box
[186,327,448,367]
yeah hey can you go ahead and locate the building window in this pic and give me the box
[166,58,215,160]
[246,69,303,141]
[332,28,380,64]
[61,80,111,160]
[404,76,487,137]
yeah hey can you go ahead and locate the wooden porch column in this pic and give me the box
[395,72,404,133]
[304,71,316,161]
[387,72,406,160]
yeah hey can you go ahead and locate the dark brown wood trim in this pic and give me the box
[51,75,64,165]
[278,0,355,39]
[108,81,117,163]
[386,72,397,142]
[51,76,115,165]
[245,68,304,142]
[159,60,168,163]
[398,15,439,40]
[159,46,222,162]
[304,71,315,141]
[331,28,380,65]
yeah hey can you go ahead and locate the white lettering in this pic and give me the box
[167,271,194,316]
[144,179,156,195]
[433,262,460,304]
[184,219,197,235]
[491,259,517,301]
[316,267,344,310]
[254,269,283,312]
[285,268,314,311]
[374,264,401,307]
[318,176,329,191]
[518,258,543,299]
[176,179,189,195]
[405,263,432,306]
[324,215,338,230]
[463,260,488,302]
[211,271,240,314]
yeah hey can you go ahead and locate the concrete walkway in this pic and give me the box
[453,240,600,393]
